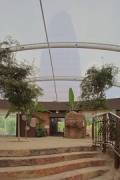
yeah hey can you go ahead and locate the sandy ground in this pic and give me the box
[0,136,92,150]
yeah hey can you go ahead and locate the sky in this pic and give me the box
[0,0,120,101]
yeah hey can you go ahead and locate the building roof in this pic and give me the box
[0,98,120,111]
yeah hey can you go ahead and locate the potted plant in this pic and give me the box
[64,88,86,139]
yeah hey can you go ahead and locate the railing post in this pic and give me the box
[114,118,120,169]
[102,114,106,153]
[93,111,120,168]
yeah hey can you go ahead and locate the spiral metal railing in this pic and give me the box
[92,112,120,169]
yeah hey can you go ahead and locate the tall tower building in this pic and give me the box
[39,11,81,101]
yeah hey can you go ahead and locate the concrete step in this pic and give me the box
[0,146,94,157]
[0,151,100,167]
[90,169,120,180]
[90,176,113,180]
[21,166,110,180]
[0,158,107,180]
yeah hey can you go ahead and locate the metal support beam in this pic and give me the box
[39,0,58,101]
[9,42,120,52]
[27,76,84,82]
[28,76,120,87]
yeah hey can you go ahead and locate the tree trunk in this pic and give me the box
[25,120,27,139]
[18,111,20,142]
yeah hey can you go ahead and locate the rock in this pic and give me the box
[65,111,86,139]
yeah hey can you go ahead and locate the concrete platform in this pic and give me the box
[0,136,92,150]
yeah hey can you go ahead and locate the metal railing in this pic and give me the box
[92,112,120,169]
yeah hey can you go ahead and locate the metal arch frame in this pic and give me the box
[9,0,120,99]
[1,0,119,101]
[28,76,120,87]
[28,76,84,82]
[10,42,120,52]
[9,41,120,88]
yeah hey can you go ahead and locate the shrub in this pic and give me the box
[35,124,46,137]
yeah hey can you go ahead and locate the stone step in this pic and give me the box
[0,146,94,157]
[21,166,109,180]
[90,176,113,180]
[90,170,120,180]
[0,158,107,180]
[0,151,100,167]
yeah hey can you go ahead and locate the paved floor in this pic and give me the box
[0,136,92,150]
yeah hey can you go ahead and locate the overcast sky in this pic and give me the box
[0,0,120,101]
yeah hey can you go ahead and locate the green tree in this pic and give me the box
[21,99,47,138]
[21,98,46,125]
[0,37,43,141]
[0,37,33,96]
[80,64,119,111]
[5,78,43,142]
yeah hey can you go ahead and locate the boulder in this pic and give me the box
[65,111,86,139]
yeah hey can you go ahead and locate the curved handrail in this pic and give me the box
[93,111,120,119]
[92,112,120,168]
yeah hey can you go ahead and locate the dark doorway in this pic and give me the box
[50,118,64,136]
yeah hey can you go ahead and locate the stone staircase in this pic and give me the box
[0,146,114,180]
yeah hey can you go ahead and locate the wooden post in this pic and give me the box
[25,120,27,139]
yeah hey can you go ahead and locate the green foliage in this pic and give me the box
[69,88,75,110]
[80,64,119,110]
[0,115,16,135]
[0,37,43,114]
[4,81,42,110]
[36,116,46,126]
[21,99,46,116]
[35,125,46,137]
[0,37,33,96]
[81,97,107,111]
[5,105,17,118]
[58,121,64,132]
[0,37,44,141]
[21,99,47,126]
[6,118,16,135]
[65,88,81,112]
[0,36,18,65]
[86,117,92,124]
[0,116,4,128]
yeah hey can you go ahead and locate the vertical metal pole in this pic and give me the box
[115,110,120,169]
[102,114,106,153]
[114,118,120,169]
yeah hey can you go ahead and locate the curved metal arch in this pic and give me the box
[10,42,120,52]
[28,76,84,82]
[28,76,120,87]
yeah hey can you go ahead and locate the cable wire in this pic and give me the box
[39,0,58,101]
